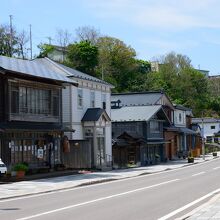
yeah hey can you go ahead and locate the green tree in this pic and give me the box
[37,44,55,58]
[67,40,98,76]
[149,52,209,116]
[96,36,137,91]
[0,24,19,57]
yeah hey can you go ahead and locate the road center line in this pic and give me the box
[192,171,205,177]
[213,167,220,170]
[158,188,220,220]
[16,179,179,220]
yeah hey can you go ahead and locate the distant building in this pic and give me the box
[47,45,67,62]
[195,69,209,77]
[192,118,220,143]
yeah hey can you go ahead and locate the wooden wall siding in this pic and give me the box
[62,140,92,169]
[164,131,178,160]
[0,76,4,121]
[112,122,144,139]
[147,121,163,139]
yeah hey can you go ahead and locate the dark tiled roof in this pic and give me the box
[81,108,110,122]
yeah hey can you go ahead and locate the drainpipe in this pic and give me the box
[69,86,73,139]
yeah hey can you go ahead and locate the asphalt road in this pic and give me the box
[1,158,220,220]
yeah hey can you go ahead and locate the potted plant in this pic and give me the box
[188,157,194,163]
[213,152,217,157]
[155,154,160,164]
[13,163,28,179]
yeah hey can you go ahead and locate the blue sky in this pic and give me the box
[1,0,220,75]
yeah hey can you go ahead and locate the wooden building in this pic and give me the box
[0,56,76,171]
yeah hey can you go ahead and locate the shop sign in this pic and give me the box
[37,149,44,159]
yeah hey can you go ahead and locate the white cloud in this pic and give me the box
[82,0,220,30]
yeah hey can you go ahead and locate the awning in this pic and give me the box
[0,122,72,132]
[178,127,197,134]
[147,141,170,145]
[164,126,179,132]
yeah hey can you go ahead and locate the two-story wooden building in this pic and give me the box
[39,58,114,170]
[111,104,170,168]
[0,55,77,170]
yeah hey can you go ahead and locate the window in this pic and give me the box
[10,82,59,117]
[11,84,19,113]
[90,91,95,108]
[211,125,215,130]
[102,93,106,110]
[179,113,182,122]
[77,89,83,108]
[150,121,160,133]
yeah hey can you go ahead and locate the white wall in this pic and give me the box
[174,109,186,127]
[62,78,112,157]
[198,122,220,139]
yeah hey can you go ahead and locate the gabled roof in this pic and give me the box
[0,55,77,85]
[111,92,163,105]
[44,58,114,87]
[111,105,169,122]
[111,91,174,109]
[81,108,111,122]
[192,118,220,123]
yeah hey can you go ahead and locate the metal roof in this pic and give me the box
[192,118,220,123]
[0,55,77,84]
[111,105,162,122]
[49,60,113,87]
[111,92,163,105]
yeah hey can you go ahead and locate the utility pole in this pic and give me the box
[101,65,104,80]
[9,15,13,57]
[202,112,205,160]
[29,24,33,59]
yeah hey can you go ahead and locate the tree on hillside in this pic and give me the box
[37,44,55,58]
[67,40,98,76]
[75,26,100,45]
[17,30,29,59]
[149,52,209,116]
[96,36,137,91]
[0,24,30,59]
[0,24,18,57]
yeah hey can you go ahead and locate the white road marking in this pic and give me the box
[1,157,219,203]
[192,171,205,177]
[15,179,180,220]
[213,167,220,170]
[158,188,220,220]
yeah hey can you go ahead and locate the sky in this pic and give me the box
[1,0,220,75]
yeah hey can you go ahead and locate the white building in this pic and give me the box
[42,58,114,170]
[192,118,220,142]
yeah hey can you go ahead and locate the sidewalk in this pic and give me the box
[0,153,218,201]
[186,193,220,220]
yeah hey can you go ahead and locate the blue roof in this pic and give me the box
[0,55,77,84]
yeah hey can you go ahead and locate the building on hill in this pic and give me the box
[47,45,67,62]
